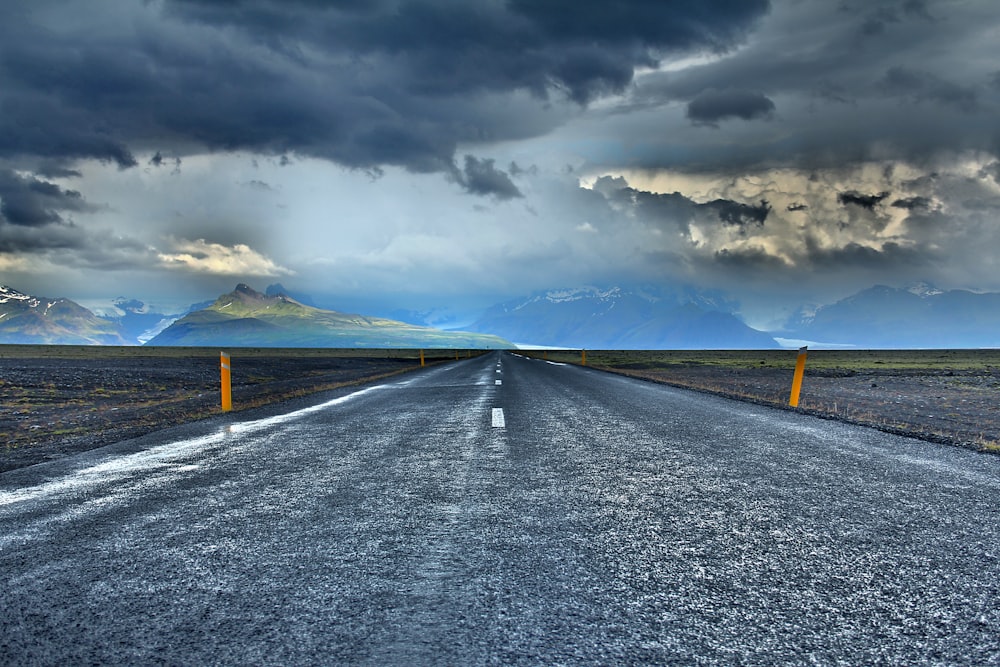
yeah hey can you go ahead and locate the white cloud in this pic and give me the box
[156,238,294,277]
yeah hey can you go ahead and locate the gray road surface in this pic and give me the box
[2,351,999,665]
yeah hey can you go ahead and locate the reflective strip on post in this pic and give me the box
[220,351,232,412]
[789,346,808,407]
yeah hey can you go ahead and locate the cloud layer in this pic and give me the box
[1,0,999,328]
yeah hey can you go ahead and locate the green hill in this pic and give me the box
[147,284,514,349]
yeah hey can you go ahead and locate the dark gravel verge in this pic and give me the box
[595,364,1000,455]
[1,350,441,472]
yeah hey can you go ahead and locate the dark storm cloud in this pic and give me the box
[457,156,522,200]
[0,169,96,226]
[0,0,770,181]
[837,190,889,210]
[891,196,932,210]
[880,66,978,112]
[594,175,769,228]
[803,238,926,269]
[686,89,776,125]
[701,199,771,226]
[618,1,1000,173]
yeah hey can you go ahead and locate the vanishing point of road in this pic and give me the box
[2,351,998,665]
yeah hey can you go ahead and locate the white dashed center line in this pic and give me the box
[495,379,502,385]
[491,408,505,428]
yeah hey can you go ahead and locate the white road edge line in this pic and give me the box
[491,408,505,428]
[0,384,387,508]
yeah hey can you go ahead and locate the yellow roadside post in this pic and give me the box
[420,349,425,367]
[581,349,587,366]
[789,346,808,407]
[220,351,232,412]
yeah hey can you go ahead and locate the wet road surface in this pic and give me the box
[2,351,999,664]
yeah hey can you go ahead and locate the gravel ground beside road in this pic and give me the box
[598,364,1000,453]
[3,348,999,473]
[0,351,430,472]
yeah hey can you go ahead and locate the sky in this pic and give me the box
[2,0,999,330]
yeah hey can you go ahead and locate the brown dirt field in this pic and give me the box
[0,347,460,472]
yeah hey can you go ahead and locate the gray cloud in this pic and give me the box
[0,169,96,226]
[594,175,770,229]
[686,89,776,125]
[880,66,978,112]
[837,190,889,210]
[457,156,522,200]
[607,0,1000,174]
[0,0,770,181]
[891,196,932,210]
[702,199,771,227]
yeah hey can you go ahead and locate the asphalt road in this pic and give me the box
[2,351,999,665]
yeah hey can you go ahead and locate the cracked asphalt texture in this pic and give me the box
[1,351,999,665]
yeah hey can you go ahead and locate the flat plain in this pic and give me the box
[2,346,999,473]
[544,349,1000,454]
[0,345,466,472]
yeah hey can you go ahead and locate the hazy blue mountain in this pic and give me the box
[468,285,778,349]
[0,285,129,345]
[98,297,182,345]
[147,284,514,348]
[783,283,1000,348]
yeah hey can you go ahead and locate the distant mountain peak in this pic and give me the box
[468,283,775,349]
[0,284,128,345]
[0,285,40,307]
[906,281,943,298]
[149,283,512,348]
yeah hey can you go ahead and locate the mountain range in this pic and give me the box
[0,285,127,345]
[465,285,779,349]
[3,280,1000,349]
[781,283,1000,348]
[145,284,513,348]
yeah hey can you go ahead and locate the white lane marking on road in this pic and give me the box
[495,379,502,385]
[544,360,567,366]
[495,369,502,373]
[491,408,505,428]
[0,385,387,509]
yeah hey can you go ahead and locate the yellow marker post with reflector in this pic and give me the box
[581,349,587,366]
[789,346,808,407]
[220,351,232,412]
[420,349,425,367]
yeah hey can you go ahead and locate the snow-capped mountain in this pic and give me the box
[467,284,778,349]
[782,283,1000,348]
[0,285,128,345]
